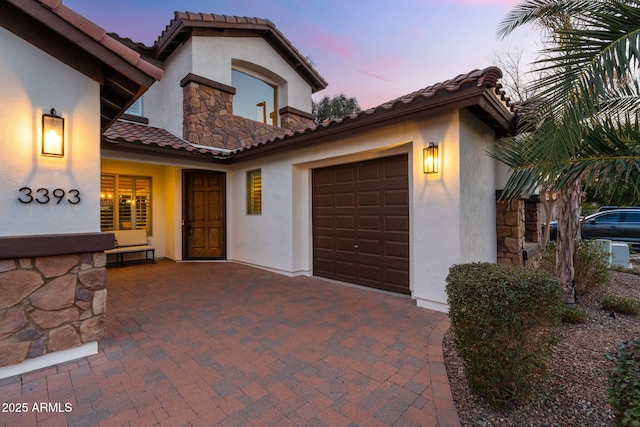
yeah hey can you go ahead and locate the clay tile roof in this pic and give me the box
[36,0,163,81]
[103,120,231,160]
[232,66,514,157]
[154,11,327,92]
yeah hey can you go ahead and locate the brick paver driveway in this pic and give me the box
[0,261,460,426]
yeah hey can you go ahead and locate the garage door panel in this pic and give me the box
[384,157,409,178]
[314,258,334,276]
[385,241,409,259]
[358,163,382,181]
[384,267,410,289]
[335,168,356,184]
[315,214,334,229]
[385,216,409,232]
[359,215,380,231]
[358,190,380,207]
[384,189,409,207]
[313,155,409,295]
[335,260,357,277]
[359,264,382,281]
[358,239,381,256]
[336,237,357,252]
[336,215,356,230]
[315,235,334,250]
[315,193,334,208]
[336,192,356,207]
[314,169,334,186]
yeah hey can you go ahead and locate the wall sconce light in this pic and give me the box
[423,142,438,174]
[42,108,64,157]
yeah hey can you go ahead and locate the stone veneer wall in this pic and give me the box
[0,252,106,368]
[496,198,525,266]
[525,196,542,243]
[182,75,314,150]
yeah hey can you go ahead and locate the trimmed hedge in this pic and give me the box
[446,263,563,410]
[607,340,640,426]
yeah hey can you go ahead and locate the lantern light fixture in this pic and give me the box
[42,108,64,157]
[423,142,438,174]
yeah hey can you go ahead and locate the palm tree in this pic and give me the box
[494,0,640,304]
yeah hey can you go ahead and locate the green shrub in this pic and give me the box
[602,295,640,315]
[539,240,610,296]
[560,307,588,324]
[607,340,640,426]
[446,263,563,410]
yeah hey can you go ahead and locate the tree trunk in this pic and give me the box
[541,190,557,248]
[556,179,582,306]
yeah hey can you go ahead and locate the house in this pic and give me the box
[0,0,517,378]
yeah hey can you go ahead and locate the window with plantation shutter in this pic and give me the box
[247,169,262,215]
[100,174,152,232]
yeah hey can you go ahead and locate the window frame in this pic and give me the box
[246,169,262,215]
[100,174,152,233]
[232,68,278,126]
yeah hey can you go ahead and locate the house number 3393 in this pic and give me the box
[18,187,81,205]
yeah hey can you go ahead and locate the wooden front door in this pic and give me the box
[312,155,410,294]
[184,171,225,259]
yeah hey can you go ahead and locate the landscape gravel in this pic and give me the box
[443,269,640,427]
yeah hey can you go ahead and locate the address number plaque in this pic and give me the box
[18,187,81,205]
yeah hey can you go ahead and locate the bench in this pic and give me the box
[104,229,155,266]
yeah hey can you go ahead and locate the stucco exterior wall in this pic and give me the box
[228,112,477,311]
[0,27,100,237]
[459,109,498,263]
[144,39,193,136]
[191,36,312,114]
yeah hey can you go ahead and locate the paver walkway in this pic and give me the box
[0,261,460,426]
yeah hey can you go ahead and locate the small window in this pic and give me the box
[101,174,151,232]
[125,98,143,116]
[232,70,277,125]
[247,169,262,215]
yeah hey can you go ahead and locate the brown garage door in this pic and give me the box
[312,155,410,294]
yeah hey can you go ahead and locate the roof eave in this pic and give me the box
[3,0,162,132]
[101,139,232,164]
[154,13,327,92]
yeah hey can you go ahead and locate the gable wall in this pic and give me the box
[191,36,312,113]
[144,36,313,136]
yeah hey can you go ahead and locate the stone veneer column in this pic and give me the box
[181,73,313,150]
[496,196,525,266]
[279,106,315,133]
[0,233,112,370]
[524,195,542,243]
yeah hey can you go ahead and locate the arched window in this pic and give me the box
[232,69,277,126]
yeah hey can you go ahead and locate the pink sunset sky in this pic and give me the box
[64,0,540,109]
